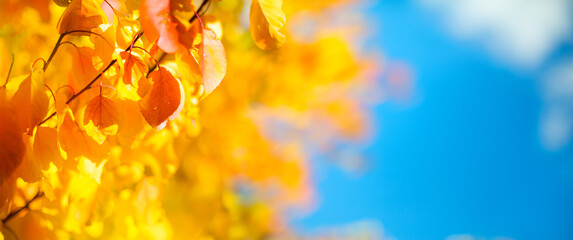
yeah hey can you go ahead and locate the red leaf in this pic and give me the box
[140,0,182,53]
[120,51,148,85]
[139,67,185,129]
[83,95,122,143]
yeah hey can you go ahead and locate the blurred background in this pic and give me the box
[293,0,573,239]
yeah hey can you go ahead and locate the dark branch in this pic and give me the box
[38,31,144,126]
[3,53,14,87]
[147,0,212,75]
[1,192,44,223]
[43,34,64,71]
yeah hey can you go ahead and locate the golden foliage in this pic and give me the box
[0,0,384,239]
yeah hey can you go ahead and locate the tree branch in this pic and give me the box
[147,0,211,75]
[1,192,44,223]
[38,31,144,126]
[43,34,65,71]
[39,0,211,126]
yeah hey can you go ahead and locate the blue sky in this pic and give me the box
[295,1,573,239]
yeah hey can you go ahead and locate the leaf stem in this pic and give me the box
[1,192,44,223]
[3,53,14,87]
[43,34,65,71]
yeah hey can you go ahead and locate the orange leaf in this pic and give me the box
[140,0,182,53]
[67,46,103,90]
[59,108,110,162]
[10,66,49,133]
[250,0,286,50]
[33,127,62,170]
[83,95,122,144]
[139,67,185,129]
[116,17,141,49]
[120,51,148,85]
[17,136,42,183]
[116,99,146,143]
[0,100,25,185]
[57,0,106,35]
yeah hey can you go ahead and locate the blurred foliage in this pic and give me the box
[0,0,387,239]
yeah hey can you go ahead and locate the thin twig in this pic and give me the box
[147,0,211,74]
[38,31,144,126]
[189,0,211,24]
[3,53,14,86]
[39,0,210,126]
[1,192,44,223]
[43,34,64,71]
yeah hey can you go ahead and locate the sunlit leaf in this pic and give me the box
[10,66,49,134]
[120,51,148,85]
[57,0,106,35]
[33,127,62,170]
[250,0,286,50]
[200,29,227,96]
[140,0,182,53]
[83,95,122,144]
[139,67,185,129]
[0,99,25,185]
[58,108,110,162]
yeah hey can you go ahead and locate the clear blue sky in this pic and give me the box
[295,1,573,240]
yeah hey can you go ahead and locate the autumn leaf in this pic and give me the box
[170,0,193,12]
[200,29,227,96]
[66,46,104,90]
[17,136,43,183]
[58,108,110,162]
[57,0,106,35]
[250,0,286,50]
[116,17,141,49]
[0,99,25,185]
[178,28,227,97]
[83,95,122,144]
[116,99,146,144]
[140,0,182,53]
[139,67,185,129]
[33,127,63,170]
[0,0,380,238]
[176,52,202,89]
[120,51,148,85]
[9,66,49,133]
[90,23,116,65]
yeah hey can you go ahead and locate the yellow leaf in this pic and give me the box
[78,157,106,184]
[176,52,202,92]
[201,30,227,96]
[116,17,141,49]
[250,0,286,50]
[57,0,106,35]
